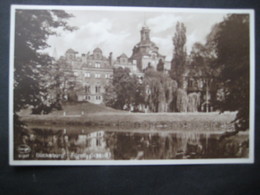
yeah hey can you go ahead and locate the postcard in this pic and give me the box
[9,5,255,165]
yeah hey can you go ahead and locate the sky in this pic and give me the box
[44,8,227,61]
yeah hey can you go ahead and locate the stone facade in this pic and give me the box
[59,48,113,104]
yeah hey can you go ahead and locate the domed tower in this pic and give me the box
[130,24,165,71]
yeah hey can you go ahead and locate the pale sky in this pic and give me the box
[44,8,227,61]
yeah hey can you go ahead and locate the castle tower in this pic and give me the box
[131,24,165,71]
[140,25,151,43]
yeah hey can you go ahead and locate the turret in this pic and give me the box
[140,25,151,42]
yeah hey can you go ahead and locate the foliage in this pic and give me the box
[49,58,79,105]
[14,10,76,114]
[187,93,201,112]
[211,14,250,130]
[103,67,141,110]
[103,79,117,108]
[156,59,164,72]
[176,88,188,112]
[144,70,178,112]
[189,42,218,78]
[105,68,178,113]
[170,22,187,88]
[143,70,162,112]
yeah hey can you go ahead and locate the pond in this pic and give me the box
[14,128,249,160]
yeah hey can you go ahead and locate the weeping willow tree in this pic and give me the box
[144,73,162,112]
[187,93,201,112]
[144,69,178,112]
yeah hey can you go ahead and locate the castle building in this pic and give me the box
[56,24,171,105]
[130,24,167,71]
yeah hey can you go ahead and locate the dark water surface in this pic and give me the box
[14,128,249,160]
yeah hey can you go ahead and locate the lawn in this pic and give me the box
[19,102,237,132]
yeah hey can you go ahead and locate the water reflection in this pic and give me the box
[14,128,249,160]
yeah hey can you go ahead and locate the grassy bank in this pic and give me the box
[21,111,237,132]
[18,102,238,131]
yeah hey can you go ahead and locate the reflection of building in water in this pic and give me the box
[87,131,106,150]
[73,131,112,160]
[175,132,205,158]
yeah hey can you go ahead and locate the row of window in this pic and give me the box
[74,71,111,78]
[85,95,102,101]
[85,86,101,93]
[83,72,111,79]
[87,62,102,68]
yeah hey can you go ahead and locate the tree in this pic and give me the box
[170,22,187,88]
[14,10,76,114]
[188,42,219,111]
[49,58,79,104]
[156,59,164,72]
[144,69,178,112]
[212,14,250,131]
[176,88,188,112]
[104,67,139,110]
[103,80,117,108]
[143,70,162,112]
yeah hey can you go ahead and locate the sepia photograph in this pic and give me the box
[9,5,255,165]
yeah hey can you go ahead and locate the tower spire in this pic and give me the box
[143,13,148,28]
[140,15,150,42]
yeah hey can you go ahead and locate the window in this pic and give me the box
[96,139,101,146]
[85,86,91,93]
[105,74,109,79]
[95,73,101,78]
[84,72,90,78]
[96,96,101,100]
[95,63,101,68]
[95,86,101,93]
[85,95,91,100]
